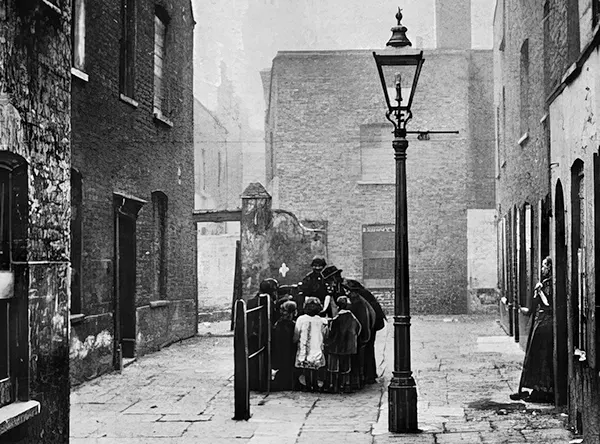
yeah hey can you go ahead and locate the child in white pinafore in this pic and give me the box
[294,297,328,391]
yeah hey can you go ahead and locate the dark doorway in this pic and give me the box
[113,193,146,366]
[554,180,568,406]
[118,213,136,359]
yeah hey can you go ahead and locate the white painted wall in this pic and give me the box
[467,209,498,288]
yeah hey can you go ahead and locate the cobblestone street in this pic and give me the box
[70,315,575,443]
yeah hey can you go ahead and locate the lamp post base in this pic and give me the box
[388,375,419,433]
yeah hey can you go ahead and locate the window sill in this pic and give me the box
[153,110,173,128]
[70,313,86,325]
[517,132,529,146]
[71,67,89,82]
[120,94,139,108]
[41,0,61,14]
[357,180,395,186]
[0,400,41,435]
[149,300,170,309]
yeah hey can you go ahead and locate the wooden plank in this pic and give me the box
[193,209,242,223]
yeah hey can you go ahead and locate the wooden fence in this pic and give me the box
[233,294,271,420]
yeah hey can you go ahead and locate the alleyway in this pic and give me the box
[70,315,575,443]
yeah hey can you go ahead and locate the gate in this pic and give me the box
[233,294,271,420]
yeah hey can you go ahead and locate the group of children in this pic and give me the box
[270,291,364,394]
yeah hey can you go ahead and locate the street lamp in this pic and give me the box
[373,7,424,434]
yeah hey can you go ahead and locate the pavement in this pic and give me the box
[70,315,577,443]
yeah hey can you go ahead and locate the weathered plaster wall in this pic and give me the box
[549,48,600,442]
[240,183,327,300]
[467,209,498,289]
[0,1,71,442]
[197,232,238,313]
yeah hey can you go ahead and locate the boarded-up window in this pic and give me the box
[360,124,394,183]
[362,224,394,289]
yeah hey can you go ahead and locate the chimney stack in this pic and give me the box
[435,0,471,49]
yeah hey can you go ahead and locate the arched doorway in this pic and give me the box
[554,180,568,406]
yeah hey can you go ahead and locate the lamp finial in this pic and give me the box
[387,6,412,48]
[396,7,403,25]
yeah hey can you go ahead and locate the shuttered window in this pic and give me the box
[0,156,28,409]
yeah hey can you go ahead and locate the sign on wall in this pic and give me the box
[362,224,395,289]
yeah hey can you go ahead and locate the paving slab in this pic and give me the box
[70,315,574,443]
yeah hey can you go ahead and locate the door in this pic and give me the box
[113,193,145,368]
[554,181,568,406]
[118,213,136,359]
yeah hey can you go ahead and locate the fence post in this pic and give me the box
[230,240,242,331]
[233,299,250,420]
[257,295,265,391]
[265,295,271,394]
[256,294,272,393]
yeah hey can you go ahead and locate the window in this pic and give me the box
[152,192,168,299]
[153,8,168,114]
[71,169,83,315]
[120,0,136,98]
[519,40,529,138]
[359,124,394,183]
[72,0,85,72]
[0,154,29,409]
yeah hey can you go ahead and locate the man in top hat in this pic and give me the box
[298,257,329,315]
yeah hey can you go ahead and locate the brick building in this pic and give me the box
[69,0,197,384]
[262,1,496,314]
[494,0,600,439]
[0,1,71,442]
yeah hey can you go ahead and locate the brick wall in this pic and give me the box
[70,0,196,384]
[265,49,495,314]
[495,0,548,217]
[194,98,229,209]
[1,1,71,442]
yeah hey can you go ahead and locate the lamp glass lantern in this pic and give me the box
[373,48,424,122]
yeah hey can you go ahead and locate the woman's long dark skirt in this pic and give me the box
[520,308,554,394]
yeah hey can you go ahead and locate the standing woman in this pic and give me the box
[510,256,555,403]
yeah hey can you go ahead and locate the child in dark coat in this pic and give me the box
[271,301,298,391]
[324,296,361,393]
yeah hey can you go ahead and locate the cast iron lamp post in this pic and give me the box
[373,7,424,433]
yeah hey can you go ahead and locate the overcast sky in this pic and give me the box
[192,0,495,130]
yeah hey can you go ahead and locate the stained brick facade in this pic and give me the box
[495,0,600,440]
[0,1,71,442]
[70,0,196,385]
[263,47,495,314]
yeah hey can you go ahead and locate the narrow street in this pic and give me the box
[70,315,574,443]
